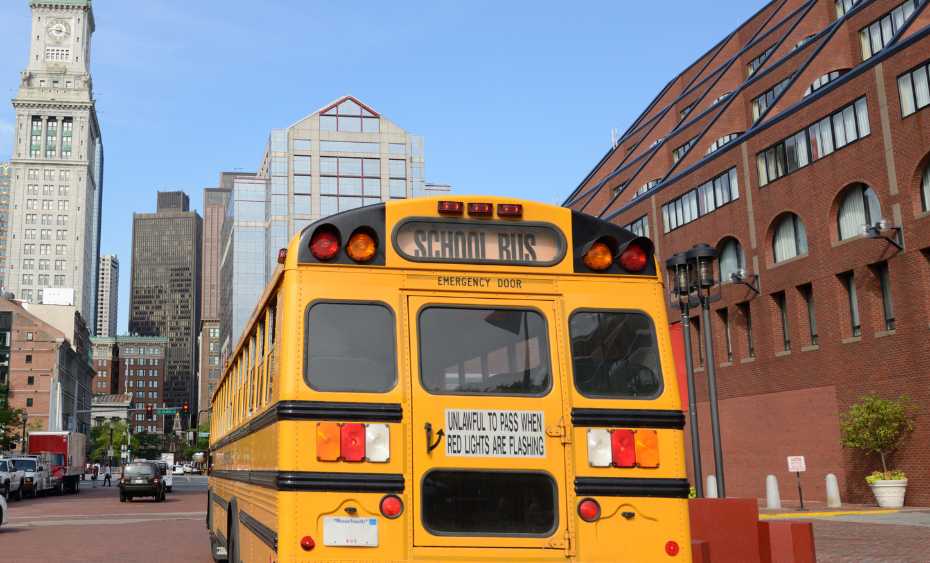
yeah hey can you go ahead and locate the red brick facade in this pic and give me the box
[566,0,930,505]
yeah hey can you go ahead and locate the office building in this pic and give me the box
[6,0,103,324]
[90,334,168,433]
[129,192,201,428]
[95,254,118,336]
[565,0,930,505]
[0,162,11,290]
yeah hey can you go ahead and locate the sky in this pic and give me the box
[0,0,766,332]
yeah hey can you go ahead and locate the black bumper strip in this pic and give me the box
[212,470,405,493]
[210,490,229,510]
[575,477,690,498]
[211,400,403,451]
[571,408,685,429]
[239,510,278,553]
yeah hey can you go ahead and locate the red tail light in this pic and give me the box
[665,540,680,556]
[300,535,316,551]
[438,201,463,215]
[497,203,523,217]
[578,498,601,522]
[153,477,160,483]
[467,202,493,217]
[611,429,636,468]
[340,423,366,462]
[310,227,341,261]
[619,242,648,272]
[380,495,404,518]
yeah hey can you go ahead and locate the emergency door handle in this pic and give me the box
[425,422,444,454]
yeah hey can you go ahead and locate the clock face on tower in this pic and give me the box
[46,20,71,42]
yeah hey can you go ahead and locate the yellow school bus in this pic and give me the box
[207,196,691,563]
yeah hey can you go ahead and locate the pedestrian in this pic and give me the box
[91,463,98,488]
[103,464,112,487]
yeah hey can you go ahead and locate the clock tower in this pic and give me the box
[6,0,103,330]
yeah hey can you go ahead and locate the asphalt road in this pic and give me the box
[0,474,213,563]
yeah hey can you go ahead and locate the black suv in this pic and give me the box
[119,461,165,502]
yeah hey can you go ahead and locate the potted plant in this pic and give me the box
[840,395,915,508]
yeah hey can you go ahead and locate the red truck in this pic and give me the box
[27,431,87,495]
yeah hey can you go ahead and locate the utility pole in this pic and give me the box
[21,414,27,453]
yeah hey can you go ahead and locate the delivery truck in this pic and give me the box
[27,431,86,494]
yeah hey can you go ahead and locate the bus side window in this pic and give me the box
[267,298,277,402]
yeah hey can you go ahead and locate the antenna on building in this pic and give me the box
[610,128,620,148]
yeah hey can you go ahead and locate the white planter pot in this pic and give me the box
[869,479,907,508]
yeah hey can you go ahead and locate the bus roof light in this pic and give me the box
[583,240,614,271]
[365,424,390,462]
[340,423,366,462]
[619,241,648,272]
[467,202,493,217]
[380,494,404,519]
[587,428,611,467]
[438,201,464,215]
[578,498,601,522]
[497,203,523,218]
[611,429,636,468]
[310,226,341,261]
[346,229,377,263]
[634,429,660,468]
[316,422,340,461]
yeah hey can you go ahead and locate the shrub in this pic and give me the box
[865,470,906,484]
[840,395,915,479]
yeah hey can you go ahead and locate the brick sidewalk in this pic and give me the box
[813,519,930,563]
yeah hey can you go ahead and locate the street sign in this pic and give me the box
[787,456,806,473]
[187,431,195,442]
[198,432,210,438]
[156,408,178,415]
[107,448,114,457]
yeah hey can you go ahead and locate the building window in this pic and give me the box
[25,354,32,364]
[25,332,33,341]
[319,98,380,133]
[26,398,34,407]
[27,375,34,385]
[873,262,895,331]
[706,133,742,154]
[718,238,744,282]
[837,184,882,240]
[757,130,810,186]
[718,308,733,362]
[773,292,790,351]
[773,213,808,263]
[44,47,70,61]
[799,283,818,345]
[751,78,791,122]
[920,164,930,212]
[860,0,920,60]
[30,118,41,158]
[898,59,930,117]
[747,45,776,76]
[661,168,739,232]
[634,180,659,199]
[624,215,649,238]
[45,119,57,159]
[320,156,382,214]
[804,70,848,96]
[836,0,863,17]
[841,272,862,337]
[672,137,697,163]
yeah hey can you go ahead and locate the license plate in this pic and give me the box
[322,517,378,547]
[133,479,146,484]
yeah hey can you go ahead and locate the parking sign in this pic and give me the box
[787,456,806,472]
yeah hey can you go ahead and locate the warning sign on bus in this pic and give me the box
[444,409,546,458]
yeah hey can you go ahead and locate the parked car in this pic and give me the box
[183,464,192,474]
[148,460,173,492]
[119,461,165,502]
[172,464,184,475]
[0,491,7,529]
[191,466,202,475]
[11,456,53,498]
[0,459,24,501]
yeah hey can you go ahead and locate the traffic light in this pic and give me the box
[145,404,153,417]
[182,402,189,414]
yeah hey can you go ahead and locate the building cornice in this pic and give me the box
[12,99,96,112]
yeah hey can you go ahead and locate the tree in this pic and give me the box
[181,420,210,461]
[0,405,27,452]
[134,432,163,460]
[88,420,135,463]
[840,395,916,476]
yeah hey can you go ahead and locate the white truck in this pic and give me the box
[0,458,24,500]
[11,455,53,497]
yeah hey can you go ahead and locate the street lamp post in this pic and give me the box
[21,414,27,454]
[686,243,726,498]
[666,252,704,498]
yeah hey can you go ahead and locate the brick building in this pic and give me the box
[565,0,930,505]
[0,298,92,438]
[90,335,168,434]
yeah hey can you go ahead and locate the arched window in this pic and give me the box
[922,164,930,212]
[837,184,881,240]
[773,214,808,263]
[718,238,744,282]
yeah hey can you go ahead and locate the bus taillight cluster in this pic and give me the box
[309,225,378,263]
[586,428,660,468]
[582,237,649,273]
[316,422,390,462]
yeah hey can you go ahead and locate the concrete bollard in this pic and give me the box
[766,474,782,509]
[826,473,842,508]
[706,475,718,498]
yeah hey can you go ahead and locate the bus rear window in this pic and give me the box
[418,307,550,395]
[569,311,662,399]
[304,302,396,392]
[422,470,556,536]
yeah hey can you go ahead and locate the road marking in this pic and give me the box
[9,515,205,528]
[10,511,206,520]
[760,509,900,520]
